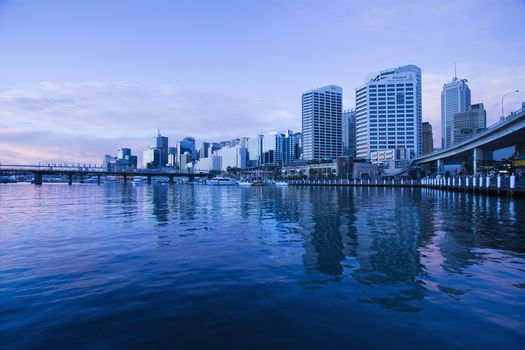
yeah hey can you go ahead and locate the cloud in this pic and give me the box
[0,82,300,164]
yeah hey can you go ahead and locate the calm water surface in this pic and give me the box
[1,183,524,349]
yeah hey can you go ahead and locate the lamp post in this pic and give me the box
[501,90,519,119]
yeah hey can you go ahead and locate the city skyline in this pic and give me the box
[1,0,524,164]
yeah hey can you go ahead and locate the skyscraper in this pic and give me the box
[247,135,263,167]
[342,109,356,159]
[441,74,471,148]
[453,103,486,144]
[301,85,343,161]
[262,131,285,165]
[155,130,169,167]
[177,137,196,162]
[355,65,422,159]
[117,148,131,160]
[422,122,434,154]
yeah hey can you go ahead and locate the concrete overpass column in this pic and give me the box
[169,175,174,184]
[516,144,525,158]
[34,172,43,185]
[68,174,73,185]
[147,175,152,184]
[436,159,444,175]
[473,148,483,175]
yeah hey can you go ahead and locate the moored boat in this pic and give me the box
[207,177,237,185]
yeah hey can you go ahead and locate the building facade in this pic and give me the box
[355,65,422,160]
[302,85,343,161]
[342,109,356,158]
[453,103,487,144]
[214,145,248,171]
[247,135,263,167]
[178,137,196,162]
[422,121,434,154]
[155,131,169,167]
[441,76,471,148]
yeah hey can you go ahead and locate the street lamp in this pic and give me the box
[501,90,519,119]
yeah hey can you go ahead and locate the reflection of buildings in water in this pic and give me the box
[424,190,525,275]
[151,184,169,225]
[350,187,427,310]
[300,187,356,277]
[103,183,138,224]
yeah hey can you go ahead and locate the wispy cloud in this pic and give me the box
[0,82,300,164]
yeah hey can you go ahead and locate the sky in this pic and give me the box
[1,0,524,165]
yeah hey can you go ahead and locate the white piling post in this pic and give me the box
[497,175,501,189]
[466,177,470,187]
[486,176,490,189]
[510,174,516,189]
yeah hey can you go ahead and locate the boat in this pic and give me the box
[275,181,288,186]
[238,181,252,186]
[207,177,237,185]
[132,176,148,184]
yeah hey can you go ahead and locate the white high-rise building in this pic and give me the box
[355,65,422,159]
[441,75,471,148]
[301,85,343,161]
[214,145,248,171]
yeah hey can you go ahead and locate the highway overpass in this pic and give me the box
[412,105,525,174]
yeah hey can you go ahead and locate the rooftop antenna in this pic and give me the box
[454,61,457,81]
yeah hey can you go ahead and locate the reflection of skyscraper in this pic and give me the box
[151,184,169,225]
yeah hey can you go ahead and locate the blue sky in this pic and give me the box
[1,0,524,164]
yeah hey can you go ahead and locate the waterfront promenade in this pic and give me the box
[288,176,525,197]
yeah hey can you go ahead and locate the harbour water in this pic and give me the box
[1,183,524,349]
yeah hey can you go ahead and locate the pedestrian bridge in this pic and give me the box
[412,106,525,172]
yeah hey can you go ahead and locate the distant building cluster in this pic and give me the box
[101,63,493,175]
[103,148,137,170]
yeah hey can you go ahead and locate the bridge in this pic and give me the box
[412,105,525,174]
[0,164,213,185]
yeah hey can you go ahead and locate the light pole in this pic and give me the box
[501,90,519,119]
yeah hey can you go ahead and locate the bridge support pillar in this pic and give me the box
[97,175,101,185]
[516,144,525,158]
[169,175,174,184]
[123,175,127,183]
[436,159,444,175]
[34,173,43,185]
[473,148,483,175]
[68,174,73,185]
[147,176,152,184]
